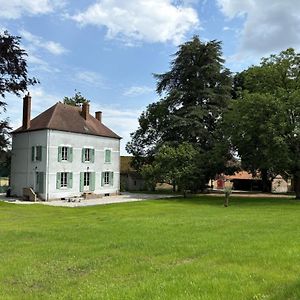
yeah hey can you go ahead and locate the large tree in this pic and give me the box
[228,48,300,198]
[0,31,38,152]
[127,36,232,189]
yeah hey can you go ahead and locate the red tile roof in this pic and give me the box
[13,102,121,139]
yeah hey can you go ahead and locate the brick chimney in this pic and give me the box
[82,102,90,120]
[22,93,31,130]
[95,111,102,123]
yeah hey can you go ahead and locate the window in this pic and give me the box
[61,172,68,188]
[104,172,110,185]
[102,171,113,186]
[58,146,73,162]
[56,172,73,189]
[105,149,111,163]
[84,148,90,162]
[31,146,42,161]
[82,148,94,162]
[84,172,90,187]
[61,146,68,161]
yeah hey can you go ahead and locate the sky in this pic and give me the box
[1,0,300,154]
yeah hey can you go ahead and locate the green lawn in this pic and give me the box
[1,196,300,300]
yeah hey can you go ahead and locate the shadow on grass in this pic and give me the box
[269,280,300,300]
[155,194,299,208]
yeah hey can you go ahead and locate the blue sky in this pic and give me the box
[1,0,299,154]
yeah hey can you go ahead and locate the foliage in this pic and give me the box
[127,36,232,189]
[63,90,90,106]
[0,30,38,153]
[1,197,300,299]
[229,48,300,198]
[141,143,198,196]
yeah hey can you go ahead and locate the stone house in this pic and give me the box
[10,94,121,201]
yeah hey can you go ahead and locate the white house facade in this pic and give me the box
[11,95,121,201]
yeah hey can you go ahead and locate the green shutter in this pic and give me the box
[110,172,114,186]
[91,149,95,163]
[82,148,85,162]
[105,149,111,163]
[36,146,42,161]
[68,147,73,162]
[90,172,95,191]
[31,146,35,161]
[38,172,44,193]
[80,172,84,192]
[56,172,61,189]
[68,172,73,188]
[101,172,104,186]
[58,147,62,162]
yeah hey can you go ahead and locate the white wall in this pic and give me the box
[46,130,120,200]
[11,130,48,198]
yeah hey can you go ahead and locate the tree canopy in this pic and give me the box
[127,36,232,190]
[0,31,38,152]
[63,91,90,106]
[227,48,300,198]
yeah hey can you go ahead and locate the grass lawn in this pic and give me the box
[1,196,300,300]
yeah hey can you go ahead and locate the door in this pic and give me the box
[83,172,90,191]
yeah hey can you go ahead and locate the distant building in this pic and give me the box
[11,94,121,201]
[120,156,145,191]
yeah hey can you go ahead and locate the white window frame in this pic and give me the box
[61,172,68,188]
[61,146,68,161]
[104,171,110,185]
[84,172,90,187]
[84,148,91,162]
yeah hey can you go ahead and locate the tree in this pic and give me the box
[141,143,199,197]
[63,91,90,106]
[127,36,232,190]
[0,31,38,100]
[224,92,289,192]
[228,48,300,198]
[0,31,38,152]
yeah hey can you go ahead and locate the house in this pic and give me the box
[10,94,121,201]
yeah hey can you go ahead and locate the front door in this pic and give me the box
[83,172,90,191]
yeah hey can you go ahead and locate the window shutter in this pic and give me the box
[82,148,85,162]
[80,172,84,192]
[38,172,44,193]
[67,172,73,188]
[36,146,42,161]
[110,172,114,186]
[31,146,35,161]
[105,149,111,163]
[58,147,62,162]
[91,149,95,163]
[90,172,95,191]
[101,172,104,187]
[56,172,61,189]
[68,147,73,162]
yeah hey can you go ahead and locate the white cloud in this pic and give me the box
[217,0,300,56]
[75,71,106,88]
[0,0,65,19]
[20,29,68,55]
[123,85,153,97]
[71,0,199,45]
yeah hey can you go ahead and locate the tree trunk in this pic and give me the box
[261,169,271,192]
[294,173,300,200]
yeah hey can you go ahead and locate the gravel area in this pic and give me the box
[1,192,178,208]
